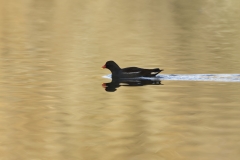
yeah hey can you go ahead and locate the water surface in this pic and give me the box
[1,0,240,160]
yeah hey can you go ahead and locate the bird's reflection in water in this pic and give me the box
[102,78,163,92]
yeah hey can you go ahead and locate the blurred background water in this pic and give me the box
[1,0,240,160]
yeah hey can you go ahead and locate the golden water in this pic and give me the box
[1,0,240,159]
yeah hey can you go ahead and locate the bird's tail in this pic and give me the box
[149,68,163,77]
[151,68,163,73]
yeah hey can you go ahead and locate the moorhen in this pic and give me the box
[102,61,163,78]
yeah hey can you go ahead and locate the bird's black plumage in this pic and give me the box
[102,61,163,78]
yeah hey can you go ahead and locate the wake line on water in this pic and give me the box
[103,74,240,82]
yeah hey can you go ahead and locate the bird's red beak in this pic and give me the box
[102,64,106,69]
[102,83,107,88]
